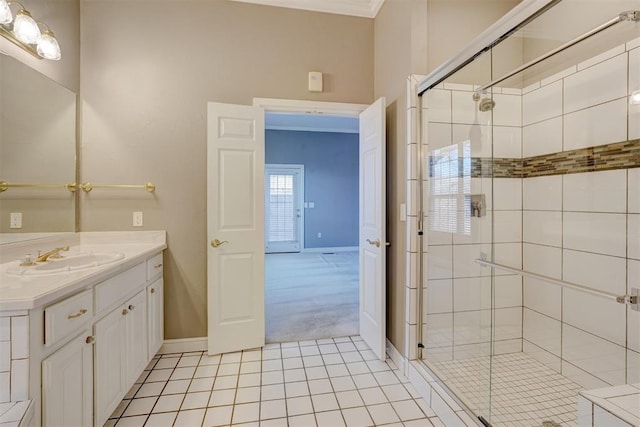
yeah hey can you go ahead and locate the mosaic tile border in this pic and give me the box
[522,139,640,178]
[431,139,640,179]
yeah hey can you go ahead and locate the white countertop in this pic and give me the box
[0,231,166,311]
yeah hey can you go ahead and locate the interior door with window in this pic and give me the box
[265,165,304,253]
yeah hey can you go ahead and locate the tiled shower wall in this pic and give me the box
[422,83,524,362]
[521,38,640,389]
[415,36,640,388]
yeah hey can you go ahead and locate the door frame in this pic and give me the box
[265,163,305,253]
[254,98,368,117]
[255,98,378,340]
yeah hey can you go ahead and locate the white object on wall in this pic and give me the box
[308,71,323,93]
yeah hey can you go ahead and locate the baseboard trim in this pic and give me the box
[386,338,408,375]
[303,246,359,253]
[159,337,207,354]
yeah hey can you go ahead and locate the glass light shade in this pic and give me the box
[37,30,60,60]
[0,0,12,25]
[13,9,40,44]
[630,90,640,105]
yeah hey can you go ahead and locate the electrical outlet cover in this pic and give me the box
[133,211,143,227]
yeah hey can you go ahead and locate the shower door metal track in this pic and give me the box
[475,258,639,306]
[475,9,640,94]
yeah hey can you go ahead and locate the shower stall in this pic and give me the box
[416,0,639,425]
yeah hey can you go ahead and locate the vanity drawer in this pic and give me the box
[147,253,163,280]
[95,262,146,314]
[44,289,93,347]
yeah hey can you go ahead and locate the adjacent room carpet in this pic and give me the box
[265,251,359,343]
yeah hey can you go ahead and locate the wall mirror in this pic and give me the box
[0,54,77,243]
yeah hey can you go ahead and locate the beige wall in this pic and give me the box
[374,0,428,354]
[427,0,522,73]
[80,0,374,339]
[0,0,79,92]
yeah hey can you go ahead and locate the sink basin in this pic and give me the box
[7,251,125,276]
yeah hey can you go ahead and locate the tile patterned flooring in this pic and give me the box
[432,352,584,427]
[105,336,444,427]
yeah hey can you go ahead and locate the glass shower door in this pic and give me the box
[421,49,496,423]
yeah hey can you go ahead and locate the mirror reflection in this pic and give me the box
[0,54,76,241]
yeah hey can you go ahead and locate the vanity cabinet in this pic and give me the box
[26,249,165,427]
[147,279,164,358]
[41,330,93,427]
[94,288,147,426]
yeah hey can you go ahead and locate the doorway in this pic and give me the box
[263,121,360,343]
[207,98,386,359]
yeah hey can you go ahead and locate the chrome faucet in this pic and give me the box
[36,246,69,262]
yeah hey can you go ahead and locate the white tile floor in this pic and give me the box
[106,336,443,426]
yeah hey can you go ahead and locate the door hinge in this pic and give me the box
[417,343,424,349]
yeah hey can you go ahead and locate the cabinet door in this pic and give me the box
[147,278,164,358]
[126,289,148,386]
[94,305,127,427]
[42,330,93,427]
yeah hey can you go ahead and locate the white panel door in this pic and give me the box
[359,97,386,361]
[208,102,265,355]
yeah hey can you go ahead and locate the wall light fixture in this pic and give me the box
[0,0,61,60]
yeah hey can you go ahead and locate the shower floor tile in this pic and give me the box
[432,352,584,426]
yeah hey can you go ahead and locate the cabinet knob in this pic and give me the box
[122,309,129,316]
[154,263,163,268]
[128,304,135,311]
[150,288,156,294]
[86,336,95,344]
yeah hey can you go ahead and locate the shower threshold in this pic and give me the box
[431,352,584,426]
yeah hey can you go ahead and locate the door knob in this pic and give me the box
[366,239,381,247]
[211,239,229,248]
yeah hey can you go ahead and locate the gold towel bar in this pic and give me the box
[0,181,76,192]
[79,182,156,193]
